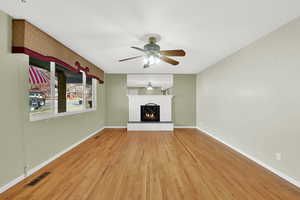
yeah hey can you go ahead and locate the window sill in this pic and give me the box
[30,108,97,122]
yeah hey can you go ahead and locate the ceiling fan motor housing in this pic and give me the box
[144,36,160,54]
[144,43,160,53]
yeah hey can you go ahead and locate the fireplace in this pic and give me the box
[141,103,160,122]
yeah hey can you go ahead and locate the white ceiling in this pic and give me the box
[1,0,300,74]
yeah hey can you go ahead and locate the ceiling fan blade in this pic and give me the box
[160,49,186,57]
[119,55,143,62]
[160,56,179,66]
[131,46,146,52]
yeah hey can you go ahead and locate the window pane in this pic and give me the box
[54,71,58,113]
[66,71,83,112]
[29,58,52,118]
[86,77,93,109]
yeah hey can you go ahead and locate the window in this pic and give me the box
[29,58,97,121]
[29,58,53,119]
[65,70,84,112]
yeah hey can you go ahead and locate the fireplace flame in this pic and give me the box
[145,113,155,119]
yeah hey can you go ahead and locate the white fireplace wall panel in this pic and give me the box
[128,95,173,122]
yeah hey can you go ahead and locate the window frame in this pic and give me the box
[30,61,97,122]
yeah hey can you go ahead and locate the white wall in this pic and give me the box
[197,17,300,183]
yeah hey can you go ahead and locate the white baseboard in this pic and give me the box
[196,127,300,188]
[104,126,126,128]
[105,126,197,129]
[0,126,105,194]
[174,126,196,128]
[0,174,25,194]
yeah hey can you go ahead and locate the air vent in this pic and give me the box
[26,171,51,187]
[94,134,101,139]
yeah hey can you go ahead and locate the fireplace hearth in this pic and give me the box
[141,103,160,122]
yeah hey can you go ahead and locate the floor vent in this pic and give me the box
[94,135,101,139]
[26,171,51,187]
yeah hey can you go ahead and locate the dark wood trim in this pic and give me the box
[57,71,66,113]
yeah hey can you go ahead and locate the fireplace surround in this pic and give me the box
[127,95,174,131]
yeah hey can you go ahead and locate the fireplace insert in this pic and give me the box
[141,103,160,122]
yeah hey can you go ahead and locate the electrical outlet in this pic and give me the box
[24,165,29,176]
[275,153,282,161]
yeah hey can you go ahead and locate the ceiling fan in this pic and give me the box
[119,36,186,68]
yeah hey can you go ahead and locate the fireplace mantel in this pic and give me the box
[127,95,174,131]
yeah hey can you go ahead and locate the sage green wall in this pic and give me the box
[0,12,26,188]
[104,74,196,126]
[0,12,105,188]
[172,74,196,126]
[196,17,300,182]
[22,84,105,171]
[105,74,128,126]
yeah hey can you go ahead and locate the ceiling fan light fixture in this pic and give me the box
[144,55,160,65]
[143,56,148,64]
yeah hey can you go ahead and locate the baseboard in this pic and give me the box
[26,126,105,177]
[0,126,105,194]
[0,174,25,194]
[104,126,197,129]
[174,126,196,128]
[196,127,300,188]
[104,126,127,128]
[105,126,197,129]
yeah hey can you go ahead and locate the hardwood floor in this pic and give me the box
[1,128,300,200]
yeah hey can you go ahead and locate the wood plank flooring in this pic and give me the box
[1,128,300,200]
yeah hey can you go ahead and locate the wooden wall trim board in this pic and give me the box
[0,127,105,194]
[12,19,104,83]
[196,127,300,188]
